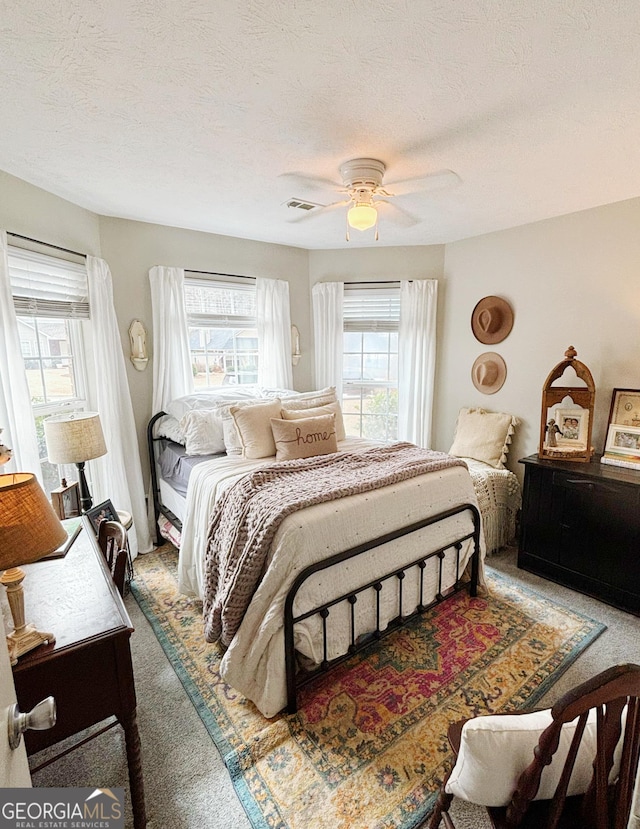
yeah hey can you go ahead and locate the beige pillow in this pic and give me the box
[281,401,346,441]
[271,414,338,461]
[449,407,518,469]
[230,399,282,459]
[280,387,337,411]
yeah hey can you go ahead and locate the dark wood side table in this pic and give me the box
[12,516,147,828]
[518,453,640,614]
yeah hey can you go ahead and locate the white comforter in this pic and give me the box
[178,439,484,717]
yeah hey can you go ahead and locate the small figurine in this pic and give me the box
[545,419,561,448]
[0,428,12,465]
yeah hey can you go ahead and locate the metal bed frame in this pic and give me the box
[284,502,481,713]
[147,413,481,715]
[148,411,182,545]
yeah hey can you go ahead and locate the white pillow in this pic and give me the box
[445,708,602,807]
[281,401,346,441]
[222,417,243,455]
[230,399,282,459]
[449,407,518,469]
[166,387,260,421]
[179,410,226,455]
[153,414,185,444]
[279,386,337,410]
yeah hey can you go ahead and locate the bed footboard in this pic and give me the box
[284,502,481,714]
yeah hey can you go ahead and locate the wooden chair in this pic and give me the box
[97,520,129,597]
[429,664,640,829]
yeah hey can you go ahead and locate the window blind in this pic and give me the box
[343,286,400,332]
[8,247,90,319]
[184,277,256,328]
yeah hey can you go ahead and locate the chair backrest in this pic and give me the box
[97,520,128,597]
[507,663,640,829]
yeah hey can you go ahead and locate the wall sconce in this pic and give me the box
[129,319,149,371]
[291,325,301,366]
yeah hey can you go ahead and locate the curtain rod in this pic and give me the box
[185,269,256,281]
[7,232,87,260]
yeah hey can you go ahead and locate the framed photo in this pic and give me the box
[51,480,81,520]
[604,424,640,460]
[607,388,640,429]
[554,408,589,447]
[86,498,118,535]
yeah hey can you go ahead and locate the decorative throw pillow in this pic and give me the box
[230,399,282,459]
[279,386,337,411]
[179,410,225,455]
[448,407,518,469]
[281,401,346,441]
[271,413,338,461]
[445,708,603,807]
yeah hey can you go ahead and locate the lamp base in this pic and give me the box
[1,567,55,666]
[6,625,55,666]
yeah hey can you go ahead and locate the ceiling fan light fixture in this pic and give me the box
[347,202,377,231]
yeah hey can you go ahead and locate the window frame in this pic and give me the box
[184,274,259,388]
[342,284,400,442]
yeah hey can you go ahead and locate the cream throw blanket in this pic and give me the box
[203,443,466,646]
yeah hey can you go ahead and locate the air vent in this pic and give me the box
[286,198,322,211]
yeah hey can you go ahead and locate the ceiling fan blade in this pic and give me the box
[376,199,422,227]
[278,171,344,194]
[285,199,350,223]
[383,169,461,197]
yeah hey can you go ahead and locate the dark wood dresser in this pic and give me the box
[12,516,146,828]
[518,454,640,614]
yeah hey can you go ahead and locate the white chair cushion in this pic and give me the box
[449,407,518,469]
[445,708,600,807]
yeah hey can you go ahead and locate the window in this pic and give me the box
[184,276,258,387]
[8,247,90,495]
[343,286,399,441]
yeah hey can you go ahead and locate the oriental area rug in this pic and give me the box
[131,547,605,829]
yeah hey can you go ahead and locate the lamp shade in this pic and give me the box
[0,473,67,570]
[347,203,377,231]
[44,412,107,464]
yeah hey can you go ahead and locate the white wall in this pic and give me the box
[0,170,101,256]
[436,198,640,479]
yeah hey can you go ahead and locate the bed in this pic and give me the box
[147,391,495,717]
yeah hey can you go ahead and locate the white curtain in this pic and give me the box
[398,279,438,447]
[149,266,193,413]
[312,281,344,397]
[0,231,42,479]
[256,277,293,389]
[86,257,152,555]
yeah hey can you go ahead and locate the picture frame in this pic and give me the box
[603,424,640,461]
[51,479,81,520]
[554,408,589,448]
[606,388,640,430]
[85,498,118,535]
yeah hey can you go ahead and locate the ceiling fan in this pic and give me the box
[281,158,459,241]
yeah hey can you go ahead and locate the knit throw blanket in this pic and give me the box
[203,443,467,646]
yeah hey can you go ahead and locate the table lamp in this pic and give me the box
[0,472,67,665]
[44,412,107,511]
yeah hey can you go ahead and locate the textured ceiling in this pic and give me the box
[2,1,640,249]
